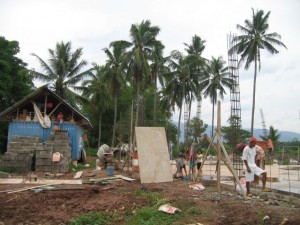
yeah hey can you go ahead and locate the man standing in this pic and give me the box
[267,139,274,154]
[242,137,270,196]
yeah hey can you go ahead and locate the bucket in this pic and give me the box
[107,166,114,176]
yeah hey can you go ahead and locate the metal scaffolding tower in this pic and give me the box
[227,33,242,144]
[227,33,243,176]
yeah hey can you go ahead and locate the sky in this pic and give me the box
[1,0,299,134]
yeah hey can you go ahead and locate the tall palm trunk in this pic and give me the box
[153,77,157,125]
[251,54,258,136]
[211,103,215,138]
[98,113,102,148]
[177,104,183,150]
[185,98,192,143]
[135,76,140,128]
[111,96,118,147]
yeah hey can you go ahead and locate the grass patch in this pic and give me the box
[85,148,98,157]
[134,188,165,205]
[70,162,95,172]
[70,212,115,225]
[125,206,182,225]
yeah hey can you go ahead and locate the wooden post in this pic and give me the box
[44,94,48,116]
[216,101,221,193]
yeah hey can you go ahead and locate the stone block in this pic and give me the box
[37,153,52,159]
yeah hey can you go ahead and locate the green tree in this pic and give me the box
[149,42,168,125]
[260,125,281,151]
[183,35,207,143]
[184,35,206,56]
[0,36,33,151]
[103,41,130,147]
[188,117,208,143]
[80,65,111,148]
[229,8,287,135]
[121,20,162,128]
[201,56,234,137]
[0,36,33,111]
[31,41,93,106]
[221,126,251,150]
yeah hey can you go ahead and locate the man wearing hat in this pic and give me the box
[242,137,270,196]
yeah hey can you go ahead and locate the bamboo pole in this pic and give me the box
[216,101,221,193]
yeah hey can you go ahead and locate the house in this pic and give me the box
[0,85,92,172]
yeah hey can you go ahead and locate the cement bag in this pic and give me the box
[52,152,63,162]
[236,178,246,195]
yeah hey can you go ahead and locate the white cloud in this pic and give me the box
[0,0,299,133]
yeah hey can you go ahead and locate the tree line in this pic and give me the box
[0,8,286,152]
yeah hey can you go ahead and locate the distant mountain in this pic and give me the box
[176,123,300,142]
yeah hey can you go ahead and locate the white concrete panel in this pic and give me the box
[135,127,173,183]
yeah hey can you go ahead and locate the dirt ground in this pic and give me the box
[0,158,300,225]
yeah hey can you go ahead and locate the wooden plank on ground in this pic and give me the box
[114,175,135,182]
[0,179,82,185]
[73,171,83,179]
[89,177,120,182]
[7,184,53,194]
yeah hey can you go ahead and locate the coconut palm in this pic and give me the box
[164,50,204,147]
[103,41,131,147]
[31,41,93,106]
[122,20,162,127]
[184,35,206,56]
[229,8,287,135]
[149,42,168,125]
[183,35,207,138]
[201,56,235,137]
[80,65,111,148]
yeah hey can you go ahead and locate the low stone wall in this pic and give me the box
[0,136,40,172]
[0,131,72,173]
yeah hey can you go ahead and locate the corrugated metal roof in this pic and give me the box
[0,85,92,128]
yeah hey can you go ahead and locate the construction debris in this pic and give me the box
[158,204,181,214]
[0,171,10,178]
[7,184,53,194]
[32,185,85,193]
[44,172,64,179]
[73,171,83,179]
[189,183,205,191]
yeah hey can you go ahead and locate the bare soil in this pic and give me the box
[0,158,299,225]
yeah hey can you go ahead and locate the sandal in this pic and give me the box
[262,188,271,192]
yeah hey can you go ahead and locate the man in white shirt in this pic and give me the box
[242,137,270,196]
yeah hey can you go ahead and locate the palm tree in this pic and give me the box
[103,41,131,147]
[260,125,281,147]
[183,35,207,138]
[149,42,168,125]
[184,35,206,56]
[201,56,235,137]
[80,65,111,148]
[31,41,93,106]
[122,20,162,128]
[164,50,203,147]
[229,8,287,135]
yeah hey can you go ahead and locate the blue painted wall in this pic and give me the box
[8,121,84,160]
